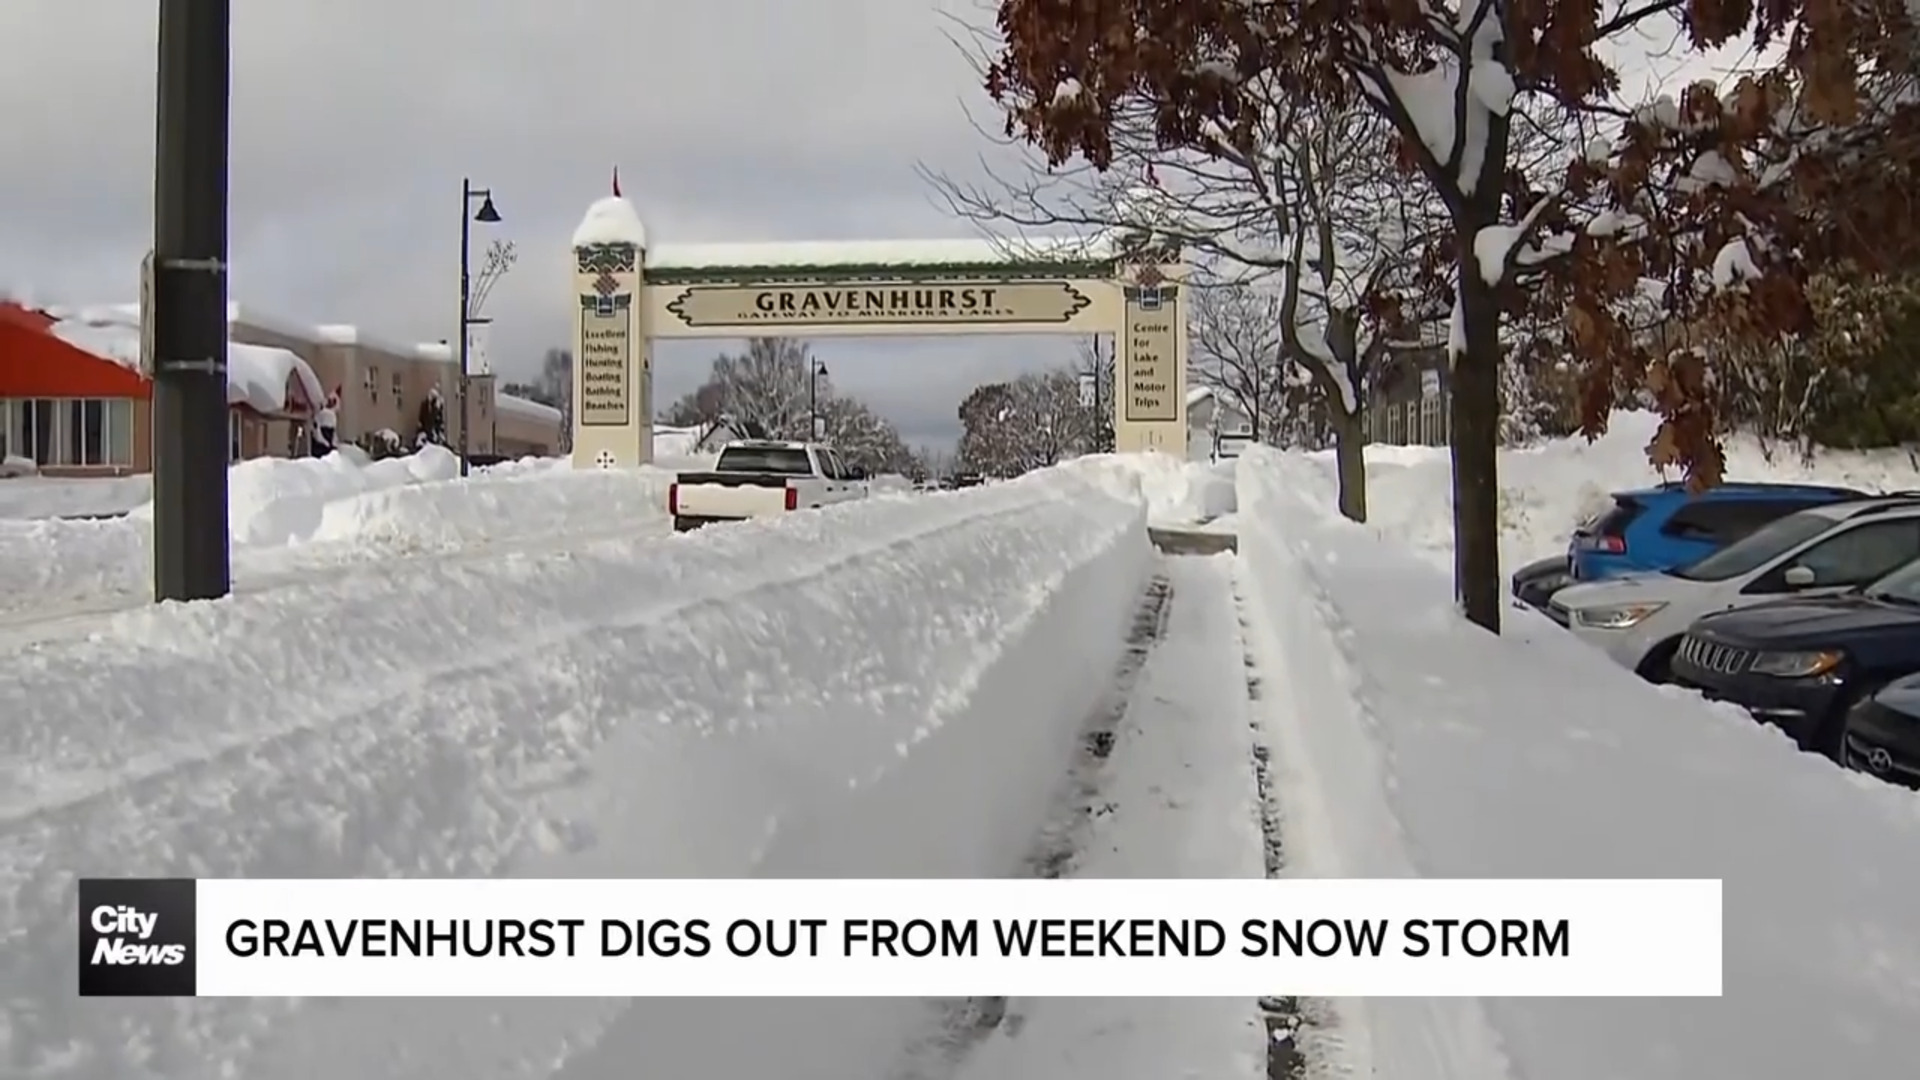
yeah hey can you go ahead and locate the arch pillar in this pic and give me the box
[569,204,653,469]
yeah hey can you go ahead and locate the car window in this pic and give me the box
[1660,501,1757,542]
[716,446,813,474]
[1666,511,1838,581]
[1788,519,1920,586]
[1666,499,1827,541]
[1864,554,1920,604]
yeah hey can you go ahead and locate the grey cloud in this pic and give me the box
[0,0,1081,448]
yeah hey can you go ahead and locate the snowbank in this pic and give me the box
[1234,445,1920,1080]
[1293,410,1920,572]
[0,463,1150,1079]
[1072,451,1236,525]
[0,449,674,615]
[309,464,674,547]
[0,474,149,519]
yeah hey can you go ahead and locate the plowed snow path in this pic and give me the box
[945,553,1267,1080]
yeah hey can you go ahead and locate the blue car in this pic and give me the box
[1568,481,1871,582]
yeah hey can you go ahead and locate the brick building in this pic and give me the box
[0,300,562,475]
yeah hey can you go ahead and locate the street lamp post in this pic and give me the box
[807,359,829,440]
[150,0,232,603]
[458,178,501,477]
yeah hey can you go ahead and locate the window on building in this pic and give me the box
[392,372,404,411]
[230,411,243,463]
[0,398,135,466]
[367,366,380,403]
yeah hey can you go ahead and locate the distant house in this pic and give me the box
[1368,347,1450,447]
[493,393,563,458]
[654,420,749,459]
[1185,385,1252,460]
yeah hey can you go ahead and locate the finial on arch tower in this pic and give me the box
[612,166,622,198]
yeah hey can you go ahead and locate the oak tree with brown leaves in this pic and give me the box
[983,0,1920,632]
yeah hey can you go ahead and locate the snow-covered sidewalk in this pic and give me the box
[1236,445,1920,1080]
[951,554,1267,1080]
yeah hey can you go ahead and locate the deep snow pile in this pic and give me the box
[0,474,153,520]
[0,450,676,615]
[1288,411,1920,571]
[0,461,1150,1080]
[1235,445,1920,1080]
[1074,451,1236,524]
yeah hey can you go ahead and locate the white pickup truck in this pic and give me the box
[668,440,869,531]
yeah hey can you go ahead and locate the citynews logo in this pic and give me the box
[77,878,197,996]
[90,905,185,965]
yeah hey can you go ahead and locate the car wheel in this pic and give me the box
[1636,639,1681,684]
[1814,682,1885,763]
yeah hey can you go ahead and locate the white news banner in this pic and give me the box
[179,878,1723,998]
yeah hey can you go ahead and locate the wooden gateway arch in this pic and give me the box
[566,192,1190,469]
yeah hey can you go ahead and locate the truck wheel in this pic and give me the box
[673,516,699,533]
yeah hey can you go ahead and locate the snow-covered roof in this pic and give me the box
[1186,385,1214,407]
[496,393,561,426]
[413,342,454,363]
[43,301,435,362]
[644,235,1116,270]
[49,316,326,415]
[573,196,648,249]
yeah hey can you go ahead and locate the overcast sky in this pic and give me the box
[0,3,1756,451]
[0,0,1084,450]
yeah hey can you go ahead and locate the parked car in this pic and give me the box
[1670,553,1920,759]
[667,440,869,531]
[1511,555,1576,612]
[1567,481,1869,582]
[1840,674,1920,788]
[1550,496,1920,679]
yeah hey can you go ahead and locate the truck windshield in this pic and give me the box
[1665,510,1837,582]
[715,446,813,475]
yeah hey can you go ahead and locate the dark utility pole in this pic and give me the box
[808,359,828,440]
[150,0,232,603]
[457,179,501,477]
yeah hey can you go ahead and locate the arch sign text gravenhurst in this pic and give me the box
[567,191,1189,469]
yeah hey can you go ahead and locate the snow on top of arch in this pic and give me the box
[572,196,648,249]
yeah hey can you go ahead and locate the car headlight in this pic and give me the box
[1748,650,1843,678]
[1570,601,1667,629]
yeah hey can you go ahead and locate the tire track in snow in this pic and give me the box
[892,571,1175,1079]
[1231,562,1313,1080]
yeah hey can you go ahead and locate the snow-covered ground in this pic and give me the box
[1074,451,1236,526]
[1237,438,1920,1080]
[0,448,676,620]
[1,461,1155,1079]
[950,555,1267,1080]
[1284,410,1920,571]
[0,473,153,520]
[5,418,1916,1080]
